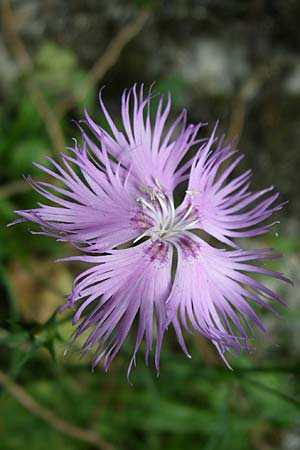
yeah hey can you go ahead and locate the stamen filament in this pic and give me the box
[133,182,200,242]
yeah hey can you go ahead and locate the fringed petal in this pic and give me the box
[84,85,205,191]
[63,240,172,378]
[166,232,291,363]
[12,139,141,252]
[186,127,284,248]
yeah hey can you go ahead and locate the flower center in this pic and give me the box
[132,179,199,243]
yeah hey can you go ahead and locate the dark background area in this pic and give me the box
[0,1,299,449]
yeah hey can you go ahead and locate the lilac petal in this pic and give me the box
[187,128,284,247]
[63,240,172,376]
[85,85,206,191]
[166,232,290,362]
[12,140,141,252]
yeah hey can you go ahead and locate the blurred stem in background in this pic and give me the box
[0,369,115,450]
[0,0,150,196]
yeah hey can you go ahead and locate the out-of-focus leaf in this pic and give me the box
[34,42,90,112]
[35,43,78,91]
[69,71,95,112]
[0,331,30,345]
[0,198,14,224]
[11,96,44,136]
[144,400,216,433]
[10,340,41,378]
[10,139,49,175]
[242,374,300,415]
[156,75,187,106]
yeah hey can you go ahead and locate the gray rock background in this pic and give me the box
[1,0,300,220]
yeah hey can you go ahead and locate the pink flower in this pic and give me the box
[12,85,290,376]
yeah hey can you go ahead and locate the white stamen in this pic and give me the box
[134,181,200,242]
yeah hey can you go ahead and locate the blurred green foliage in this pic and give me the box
[0,32,298,450]
[1,333,300,450]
